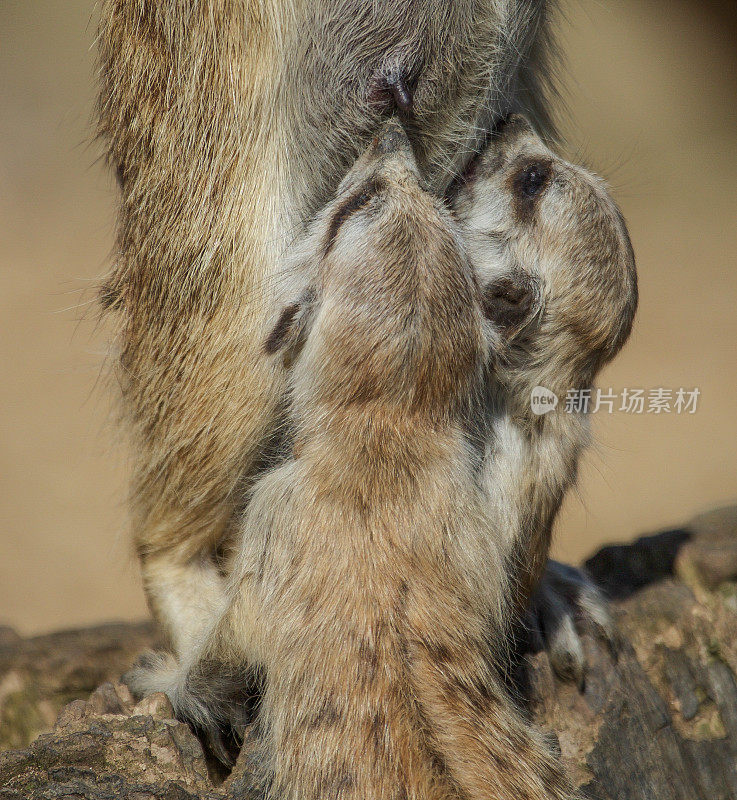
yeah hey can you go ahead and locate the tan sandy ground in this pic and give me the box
[0,0,735,634]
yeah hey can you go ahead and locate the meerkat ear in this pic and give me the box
[264,288,317,358]
[482,273,538,336]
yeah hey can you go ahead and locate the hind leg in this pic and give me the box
[409,637,575,800]
[141,548,228,657]
[121,308,285,658]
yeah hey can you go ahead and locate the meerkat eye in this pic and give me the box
[516,162,551,199]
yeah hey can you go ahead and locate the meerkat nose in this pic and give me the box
[374,118,413,157]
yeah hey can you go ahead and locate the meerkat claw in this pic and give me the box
[200,724,237,768]
[123,650,239,767]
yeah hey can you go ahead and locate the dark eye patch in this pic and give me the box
[264,287,317,358]
[482,274,537,333]
[510,159,553,222]
[264,302,301,354]
[323,177,383,255]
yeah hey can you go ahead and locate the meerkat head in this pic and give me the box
[450,114,638,400]
[265,119,490,422]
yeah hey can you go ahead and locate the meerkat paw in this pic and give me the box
[530,560,618,687]
[123,650,238,766]
[123,650,181,700]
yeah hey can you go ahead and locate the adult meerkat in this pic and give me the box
[96,0,581,658]
[127,120,577,800]
[452,114,637,680]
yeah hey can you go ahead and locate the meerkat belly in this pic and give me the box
[248,456,508,690]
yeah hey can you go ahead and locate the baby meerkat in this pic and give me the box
[127,120,577,800]
[452,114,638,678]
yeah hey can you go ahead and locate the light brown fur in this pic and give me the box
[96,0,559,655]
[126,123,577,800]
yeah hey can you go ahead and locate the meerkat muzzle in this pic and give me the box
[372,118,414,158]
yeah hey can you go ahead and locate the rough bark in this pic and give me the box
[1,506,736,800]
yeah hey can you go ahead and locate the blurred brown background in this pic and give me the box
[1,0,735,635]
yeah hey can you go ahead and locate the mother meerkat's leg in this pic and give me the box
[98,1,291,654]
[125,574,262,764]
